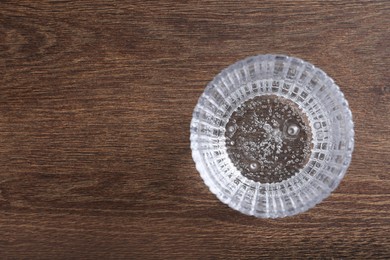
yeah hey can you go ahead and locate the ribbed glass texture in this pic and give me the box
[190,54,354,218]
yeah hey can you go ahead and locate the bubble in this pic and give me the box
[228,125,235,132]
[314,122,321,129]
[287,124,300,136]
[250,162,259,171]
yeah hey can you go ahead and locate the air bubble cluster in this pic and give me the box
[225,95,312,183]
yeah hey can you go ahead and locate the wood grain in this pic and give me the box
[0,0,389,258]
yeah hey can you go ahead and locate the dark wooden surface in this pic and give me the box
[0,1,389,259]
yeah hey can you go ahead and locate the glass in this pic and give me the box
[190,54,354,218]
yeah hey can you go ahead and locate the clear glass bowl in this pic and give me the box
[190,54,354,218]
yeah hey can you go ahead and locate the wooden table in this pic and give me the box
[1,1,389,258]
